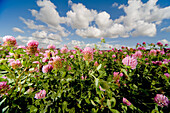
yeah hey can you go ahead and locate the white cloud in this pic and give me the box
[161,26,170,32]
[95,11,113,29]
[17,0,170,47]
[32,30,62,42]
[20,17,46,30]
[115,0,170,37]
[12,27,24,33]
[66,3,97,29]
[32,31,47,39]
[76,26,102,38]
[131,21,156,37]
[118,5,125,9]
[112,3,118,7]
[68,0,73,6]
[30,0,66,27]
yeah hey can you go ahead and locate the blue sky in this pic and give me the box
[0,0,170,49]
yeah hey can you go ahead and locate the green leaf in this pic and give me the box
[91,100,96,106]
[0,98,6,106]
[95,78,99,91]
[2,106,9,113]
[107,97,116,109]
[94,97,100,103]
[121,69,127,76]
[30,105,38,113]
[100,80,110,90]
[151,109,159,113]
[109,109,120,113]
[97,64,102,71]
[62,71,66,77]
[62,101,68,111]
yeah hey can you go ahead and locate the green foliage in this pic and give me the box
[0,44,169,113]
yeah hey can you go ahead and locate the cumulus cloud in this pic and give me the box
[95,11,113,29]
[161,26,170,32]
[131,21,156,37]
[112,3,118,7]
[68,0,73,6]
[16,0,170,48]
[13,27,24,33]
[32,31,47,39]
[66,3,97,29]
[32,30,62,42]
[71,0,170,38]
[20,17,46,30]
[30,0,66,28]
[76,26,102,38]
[114,0,170,37]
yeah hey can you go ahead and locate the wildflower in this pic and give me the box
[162,59,168,64]
[72,50,77,54]
[122,56,138,69]
[82,47,94,62]
[67,65,71,71]
[81,75,87,80]
[34,89,46,99]
[164,73,170,78]
[0,81,10,96]
[165,44,168,46]
[133,51,142,59]
[154,94,169,107]
[70,55,74,59]
[149,49,157,56]
[160,50,165,55]
[99,51,103,54]
[44,50,52,58]
[137,43,140,45]
[26,40,39,55]
[54,50,58,55]
[123,97,132,106]
[119,72,123,77]
[121,46,125,49]
[47,44,56,50]
[142,42,146,45]
[42,57,49,63]
[157,42,163,46]
[60,47,68,54]
[27,40,39,47]
[9,59,22,69]
[94,61,99,66]
[3,35,17,46]
[42,64,53,73]
[112,54,116,58]
[52,56,62,69]
[152,61,162,66]
[8,58,15,63]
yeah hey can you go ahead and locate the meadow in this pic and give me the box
[0,36,169,113]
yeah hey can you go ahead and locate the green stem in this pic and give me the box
[9,67,28,96]
[19,74,30,96]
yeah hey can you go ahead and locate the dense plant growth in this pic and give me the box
[0,36,170,113]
